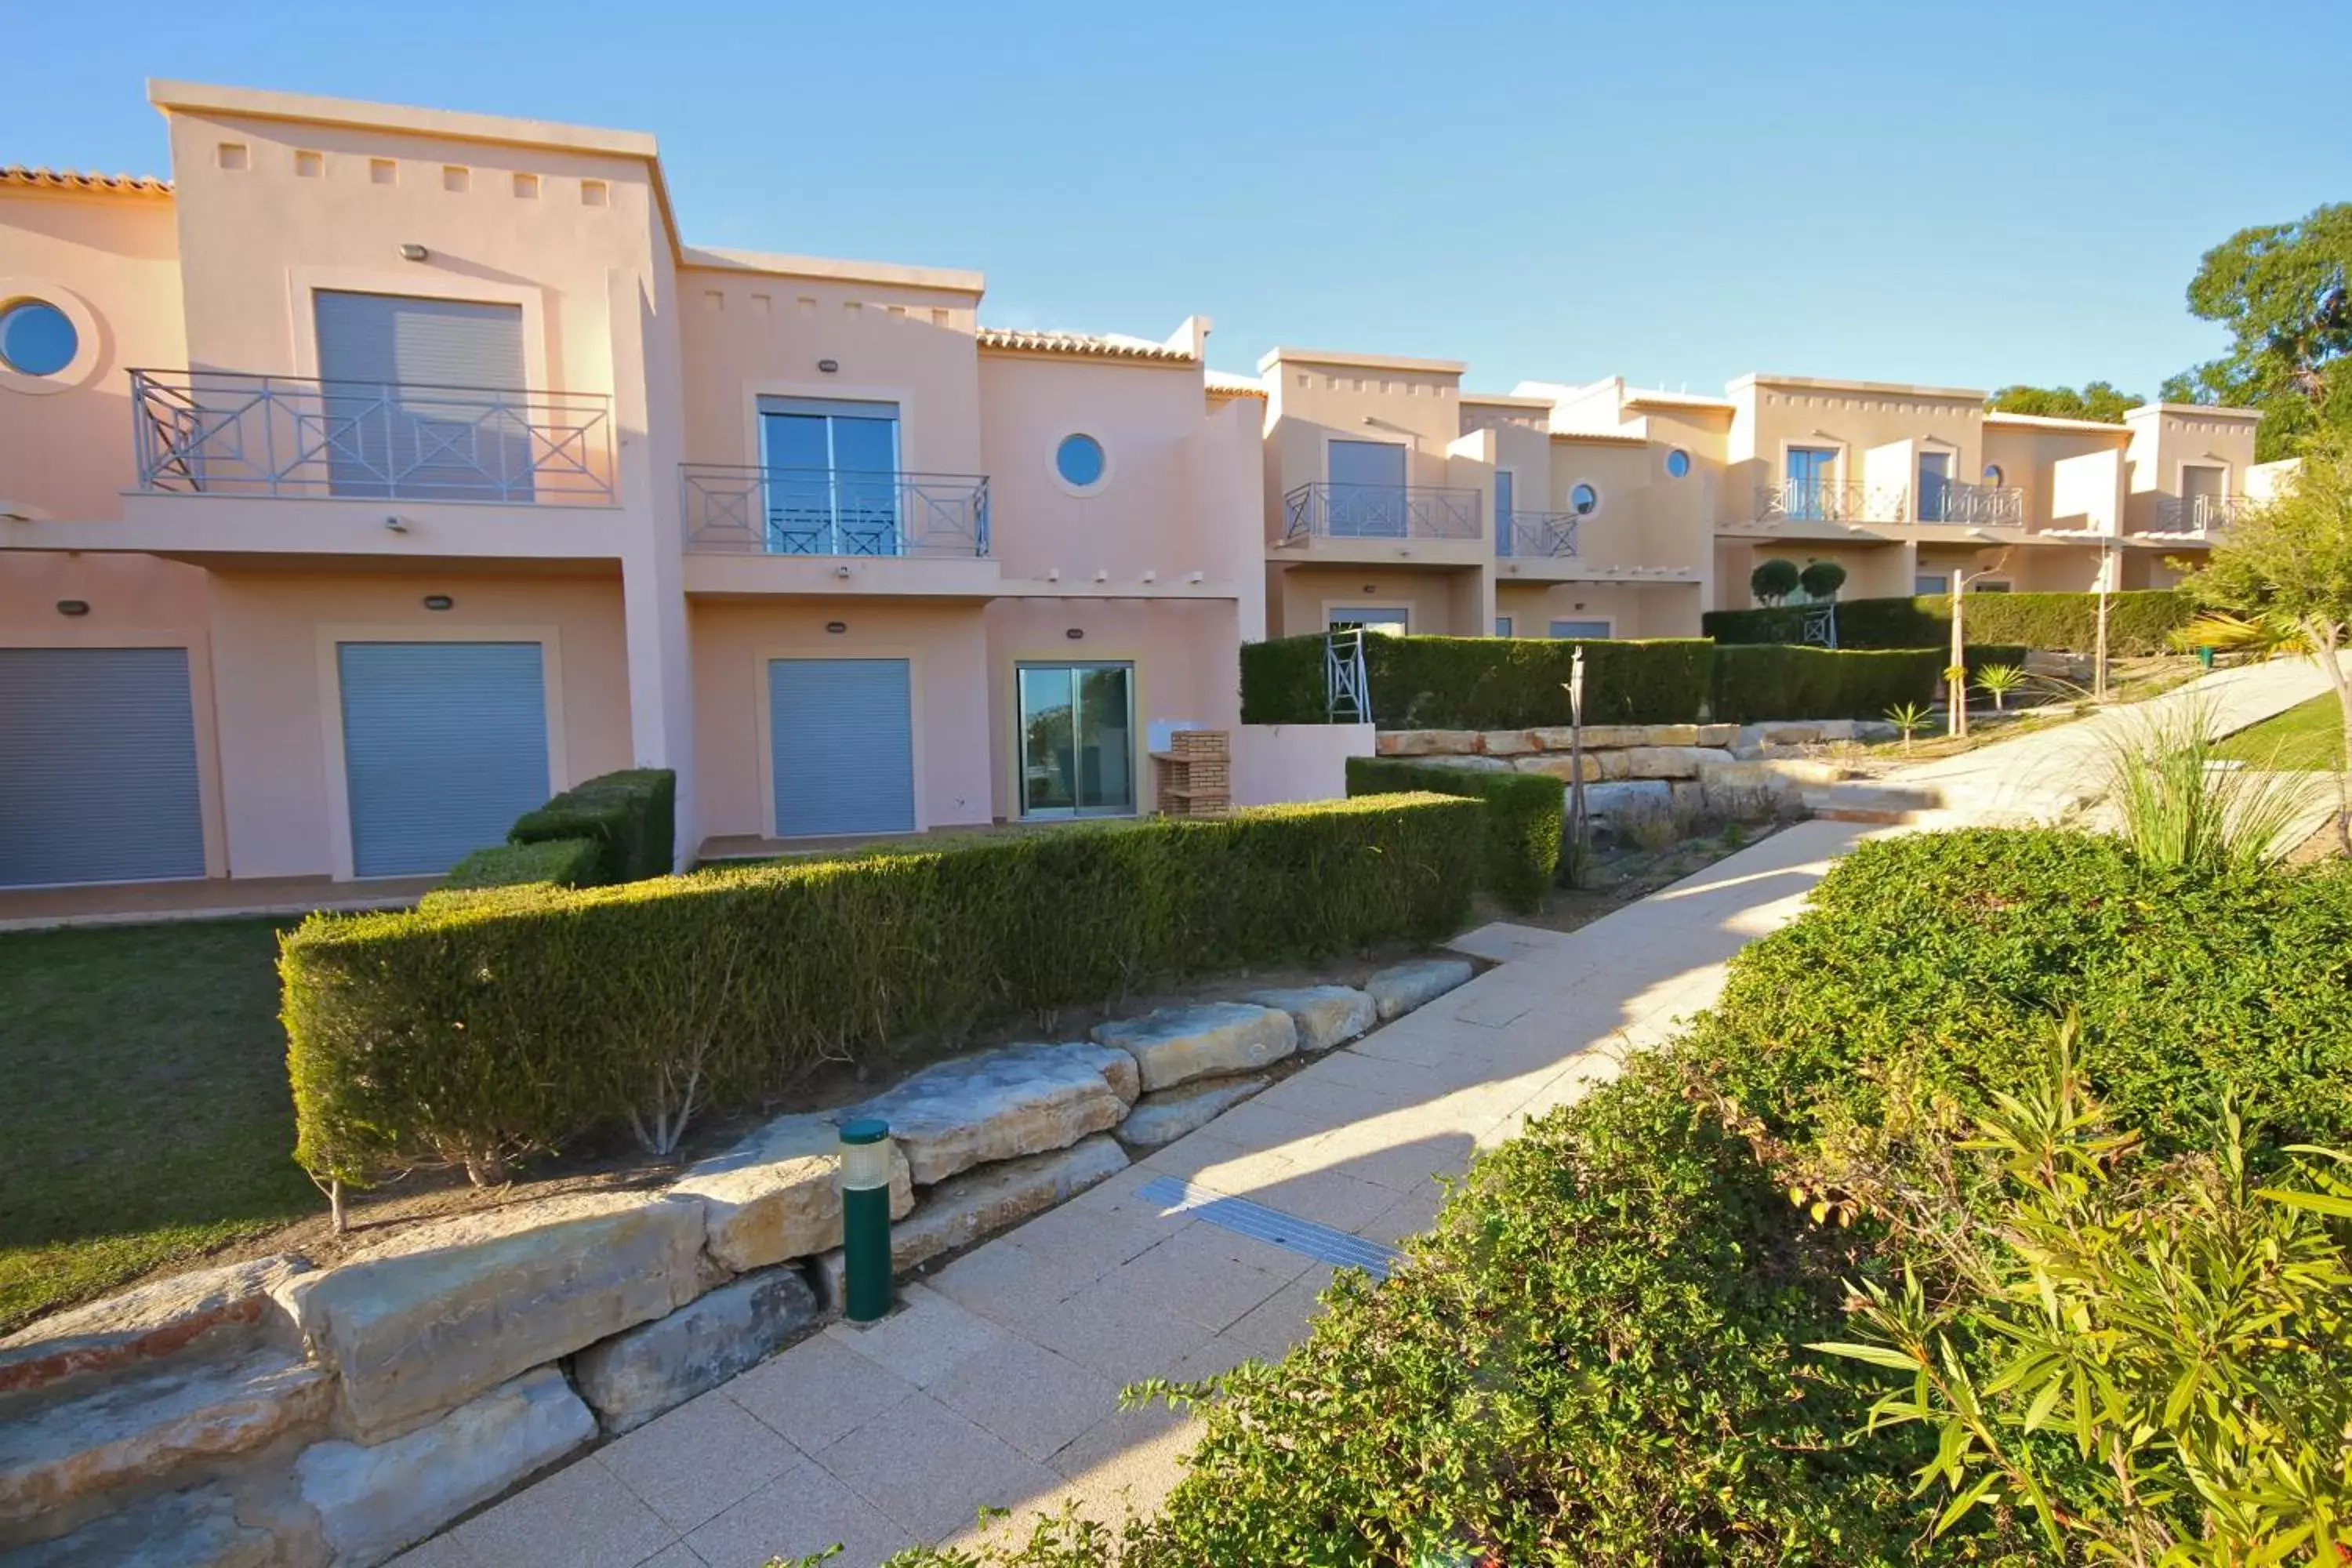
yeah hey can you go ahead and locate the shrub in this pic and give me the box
[1709,644,2031,723]
[1240,634,1714,728]
[2100,700,2327,875]
[506,768,676,884]
[281,795,1483,1185]
[1705,590,2193,655]
[1750,557,1802,604]
[1346,758,1562,912]
[433,837,604,898]
[1797,559,1847,601]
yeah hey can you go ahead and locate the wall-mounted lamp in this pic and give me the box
[817,358,840,374]
[383,516,408,533]
[423,594,455,612]
[56,599,89,617]
[833,564,852,579]
[825,620,848,634]
[1361,585,1377,594]
[1065,628,1084,641]
[397,243,429,263]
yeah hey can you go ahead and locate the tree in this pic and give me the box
[1985,380,2143,424]
[1749,557,1800,605]
[2180,430,2352,852]
[1796,559,1847,601]
[2163,202,2352,460]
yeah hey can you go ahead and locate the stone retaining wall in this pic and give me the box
[0,959,1475,1566]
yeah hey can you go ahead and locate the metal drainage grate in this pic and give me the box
[1136,1175,1403,1279]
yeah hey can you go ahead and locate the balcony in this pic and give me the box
[679,464,996,597]
[1919,481,2024,528]
[1280,482,1480,546]
[2151,494,2250,536]
[131,369,614,503]
[1754,481,1907,527]
[1497,510,1580,558]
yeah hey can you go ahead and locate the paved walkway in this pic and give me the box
[0,873,435,933]
[394,818,1873,1568]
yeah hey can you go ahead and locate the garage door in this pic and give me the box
[338,642,550,877]
[0,647,206,887]
[768,658,915,837]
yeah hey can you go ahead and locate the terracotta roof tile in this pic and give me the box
[1,165,173,198]
[977,326,1194,364]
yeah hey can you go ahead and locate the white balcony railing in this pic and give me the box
[1919,480,2025,527]
[1754,481,1907,525]
[2151,494,2250,535]
[131,369,614,503]
[1497,510,1580,557]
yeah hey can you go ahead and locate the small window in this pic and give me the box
[1549,619,1612,640]
[0,299,79,376]
[512,172,540,199]
[1569,482,1600,516]
[1665,448,1691,478]
[1972,579,2013,593]
[1055,433,1106,490]
[369,158,397,185]
[1494,615,1515,637]
[1982,463,2004,486]
[442,165,470,193]
[1915,573,1951,595]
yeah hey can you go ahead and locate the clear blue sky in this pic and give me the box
[7,1,2346,396]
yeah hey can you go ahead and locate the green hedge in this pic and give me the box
[1345,758,1562,912]
[1711,643,2032,722]
[283,795,1483,1185]
[1241,634,1715,728]
[434,838,605,899]
[1704,590,2194,655]
[507,768,676,884]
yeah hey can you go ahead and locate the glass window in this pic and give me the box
[1665,448,1691,478]
[1330,606,1410,634]
[1982,464,2004,487]
[1915,573,1951,594]
[1017,662,1134,818]
[1549,619,1611,639]
[1569,482,1599,516]
[1917,451,1953,521]
[1055,433,1105,489]
[0,299,78,376]
[1494,615,1515,637]
[1494,470,1515,557]
[757,397,903,555]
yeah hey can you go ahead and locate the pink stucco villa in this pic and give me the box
[0,80,2276,891]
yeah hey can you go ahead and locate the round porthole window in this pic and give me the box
[1665,448,1691,478]
[0,299,78,377]
[1983,463,2004,486]
[1570,482,1600,516]
[1054,433,1106,491]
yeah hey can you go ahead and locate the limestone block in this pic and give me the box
[0,1255,311,1399]
[1815,719,1859,742]
[572,1267,822,1435]
[1694,724,1740,747]
[1523,727,1578,751]
[1374,730,1480,757]
[1590,748,1632,780]
[1619,746,1735,780]
[2,1483,278,1568]
[1364,958,1473,1022]
[296,1367,592,1567]
[672,1113,914,1273]
[1425,754,1515,772]
[1246,984,1376,1053]
[1094,1004,1297,1094]
[1581,779,1675,822]
[1479,730,1540,757]
[1575,725,1645,750]
[811,1135,1131,1301]
[850,1043,1138,1187]
[1853,720,1899,742]
[1510,754,1600,782]
[1116,1076,1271,1150]
[0,1347,332,1528]
[296,1192,704,1441]
[1642,724,1700,746]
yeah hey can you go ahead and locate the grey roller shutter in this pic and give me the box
[338,642,550,877]
[769,658,916,837]
[313,291,530,500]
[0,646,205,887]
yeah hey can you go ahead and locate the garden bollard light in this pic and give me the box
[839,1118,895,1323]
[2197,646,2216,671]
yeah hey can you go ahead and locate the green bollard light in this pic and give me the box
[839,1117,895,1323]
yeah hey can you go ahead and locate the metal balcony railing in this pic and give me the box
[681,464,990,557]
[1753,481,1908,525]
[1918,481,2025,527]
[1281,481,1481,545]
[2152,494,2250,535]
[1497,510,1581,558]
[130,369,614,503]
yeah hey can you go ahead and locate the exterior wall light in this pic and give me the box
[825,620,847,634]
[422,594,454,612]
[838,1118,895,1323]
[397,243,429,262]
[1065,627,1084,641]
[56,599,90,617]
[817,358,840,374]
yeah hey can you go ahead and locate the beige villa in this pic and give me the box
[0,80,2275,891]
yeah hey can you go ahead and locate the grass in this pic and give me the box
[2215,692,2347,771]
[0,919,315,1334]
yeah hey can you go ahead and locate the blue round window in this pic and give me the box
[0,299,78,377]
[1665,448,1691,478]
[1570,482,1599,515]
[1055,433,1105,488]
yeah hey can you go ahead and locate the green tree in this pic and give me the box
[1750,557,1800,605]
[2180,430,2352,851]
[2163,202,2352,460]
[1798,558,1848,601]
[1986,380,2143,423]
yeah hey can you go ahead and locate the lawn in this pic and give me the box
[0,919,315,1334]
[2215,691,2347,770]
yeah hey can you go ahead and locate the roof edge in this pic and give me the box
[681,245,984,295]
[1258,345,1467,376]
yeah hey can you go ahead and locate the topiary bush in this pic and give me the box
[1711,644,2033,722]
[282,794,1483,1186]
[1706,590,2193,655]
[1346,757,1563,912]
[1750,557,1802,605]
[432,837,605,900]
[506,768,676,884]
[1240,634,1714,728]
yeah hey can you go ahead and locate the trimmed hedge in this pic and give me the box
[1704,589,2194,656]
[507,768,676,884]
[282,794,1483,1185]
[1711,643,2031,722]
[434,837,605,898]
[1241,634,1715,728]
[1345,757,1562,912]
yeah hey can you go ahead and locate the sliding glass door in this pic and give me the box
[1018,662,1135,817]
[757,396,902,554]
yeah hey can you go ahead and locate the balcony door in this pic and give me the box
[757,397,903,555]
[1327,439,1408,538]
[1916,450,1953,522]
[2181,463,2226,529]
[1785,447,1838,520]
[1494,469,1515,556]
[1018,662,1135,818]
[314,292,530,502]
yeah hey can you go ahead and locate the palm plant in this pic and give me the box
[1970,662,2026,712]
[1884,701,1929,755]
